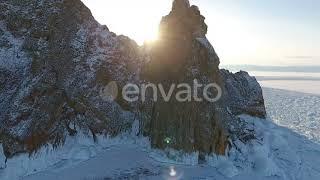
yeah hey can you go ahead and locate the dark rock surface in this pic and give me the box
[141,0,266,157]
[0,0,142,157]
[0,0,266,161]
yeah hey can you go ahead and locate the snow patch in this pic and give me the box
[0,132,149,180]
[0,21,30,71]
[149,148,199,166]
[207,155,239,177]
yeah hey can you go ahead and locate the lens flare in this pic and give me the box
[169,166,177,177]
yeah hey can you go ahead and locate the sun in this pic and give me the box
[133,26,159,45]
[81,0,170,45]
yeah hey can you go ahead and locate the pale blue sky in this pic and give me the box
[82,0,320,66]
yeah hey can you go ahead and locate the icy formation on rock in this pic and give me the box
[0,0,266,162]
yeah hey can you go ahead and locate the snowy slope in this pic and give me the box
[1,88,320,180]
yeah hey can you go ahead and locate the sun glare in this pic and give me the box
[81,0,264,64]
[81,0,170,45]
[134,27,159,44]
[81,0,320,65]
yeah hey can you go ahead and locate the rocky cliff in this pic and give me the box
[0,0,142,158]
[142,0,265,158]
[0,0,266,162]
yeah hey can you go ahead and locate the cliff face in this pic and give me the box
[142,0,224,156]
[0,0,142,157]
[141,0,265,157]
[0,0,266,161]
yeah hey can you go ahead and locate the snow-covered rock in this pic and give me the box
[0,0,265,165]
[0,0,142,157]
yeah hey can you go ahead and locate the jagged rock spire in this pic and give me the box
[159,0,207,40]
[142,0,229,157]
[146,0,213,81]
[142,0,266,158]
[172,0,190,14]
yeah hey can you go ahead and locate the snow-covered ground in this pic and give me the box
[1,88,320,180]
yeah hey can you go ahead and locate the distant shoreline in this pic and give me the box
[262,87,320,97]
[221,65,320,73]
[256,76,320,81]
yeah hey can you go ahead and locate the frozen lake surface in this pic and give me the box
[260,80,320,95]
[249,71,320,95]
